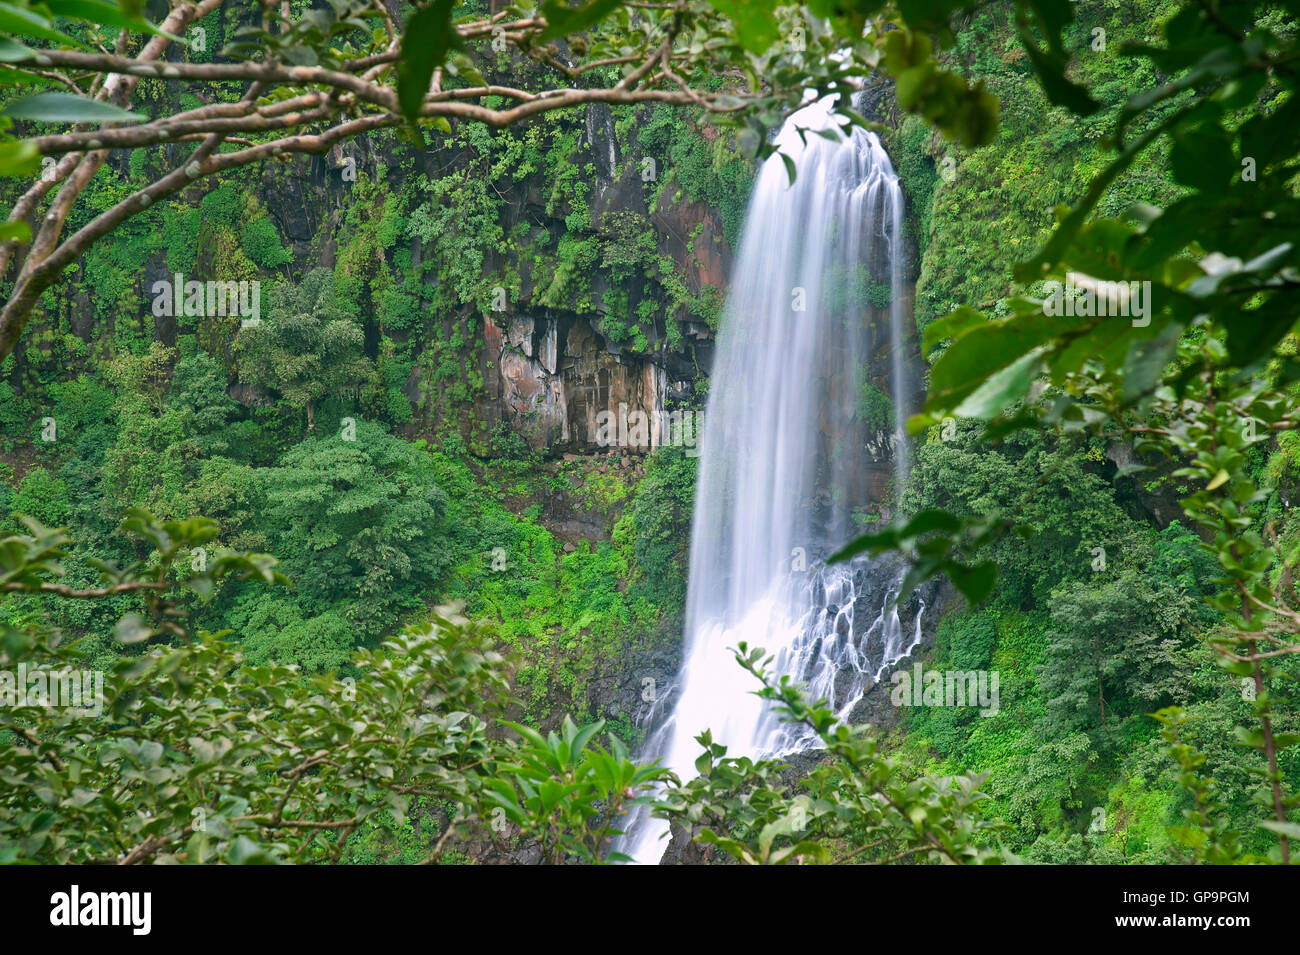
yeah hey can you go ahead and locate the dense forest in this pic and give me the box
[0,0,1297,873]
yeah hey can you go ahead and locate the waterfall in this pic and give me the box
[616,96,919,865]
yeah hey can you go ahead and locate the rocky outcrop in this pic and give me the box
[397,100,729,458]
[481,310,689,453]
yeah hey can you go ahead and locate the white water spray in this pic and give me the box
[617,97,920,864]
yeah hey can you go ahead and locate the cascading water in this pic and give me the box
[616,96,922,865]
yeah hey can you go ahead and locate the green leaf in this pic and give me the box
[569,720,603,760]
[952,347,1044,420]
[779,151,796,186]
[2,91,142,122]
[1015,0,1099,118]
[1259,820,1300,840]
[1017,37,1099,116]
[897,0,971,32]
[895,61,937,110]
[226,835,277,864]
[707,0,780,55]
[901,509,964,537]
[396,0,461,123]
[0,65,59,87]
[945,560,996,605]
[43,0,177,39]
[827,527,898,564]
[0,138,38,176]
[0,1,82,46]
[114,613,152,645]
[1233,725,1264,748]
[926,311,1068,416]
[1170,129,1233,191]
[0,36,35,61]
[1121,322,1180,404]
[1222,295,1300,370]
[923,305,986,353]
[539,0,623,42]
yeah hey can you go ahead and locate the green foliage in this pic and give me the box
[396,0,461,122]
[378,285,421,332]
[889,115,940,253]
[9,467,70,528]
[100,342,191,516]
[843,0,1300,865]
[939,609,998,672]
[259,420,452,637]
[906,3,1184,336]
[6,0,1297,869]
[170,352,240,454]
[1038,569,1195,737]
[236,268,372,429]
[239,215,292,271]
[1154,707,1254,863]
[857,380,895,434]
[900,426,1143,607]
[0,381,24,452]
[199,182,242,230]
[235,598,355,674]
[0,513,673,865]
[408,172,504,312]
[637,104,754,247]
[487,716,670,864]
[160,203,200,275]
[655,643,1011,864]
[882,26,1000,148]
[631,447,697,608]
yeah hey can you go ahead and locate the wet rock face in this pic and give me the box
[466,105,733,455]
[846,572,957,728]
[585,103,620,183]
[586,640,683,727]
[1105,439,1189,529]
[484,311,690,453]
[443,103,728,457]
[855,80,900,129]
[651,185,731,295]
[406,310,710,461]
[400,104,726,457]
